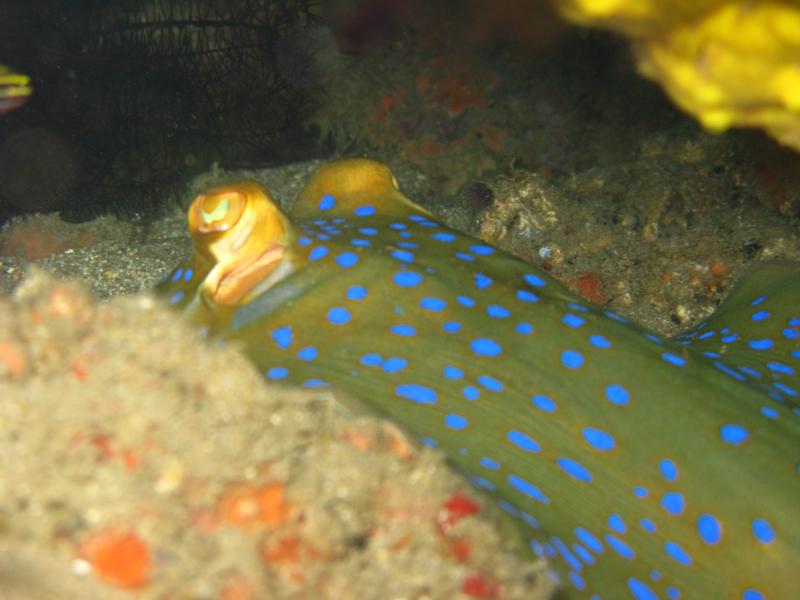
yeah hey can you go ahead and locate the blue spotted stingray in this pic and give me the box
[158,158,800,599]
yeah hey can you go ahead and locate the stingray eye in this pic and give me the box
[192,190,245,234]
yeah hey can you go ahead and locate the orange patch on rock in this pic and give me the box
[78,529,152,589]
[572,272,606,304]
[0,219,96,260]
[0,340,28,379]
[448,538,472,561]
[437,491,480,534]
[462,574,501,599]
[217,482,292,530]
[220,575,256,600]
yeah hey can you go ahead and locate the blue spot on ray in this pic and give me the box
[480,457,500,470]
[478,375,504,391]
[327,307,351,325]
[562,350,584,368]
[608,514,626,533]
[395,384,437,404]
[443,321,462,333]
[760,406,778,419]
[532,394,557,412]
[606,534,634,559]
[606,384,630,405]
[720,424,749,445]
[661,492,685,515]
[474,273,493,289]
[347,285,368,300]
[628,578,658,600]
[774,382,798,397]
[752,518,775,543]
[487,305,510,318]
[420,297,446,311]
[574,527,604,554]
[583,428,616,451]
[271,326,293,349]
[382,357,407,373]
[432,232,455,242]
[767,362,794,375]
[443,365,463,379]
[354,205,375,216]
[562,313,585,328]
[471,338,502,356]
[391,249,415,263]
[553,537,582,572]
[445,413,469,430]
[517,290,539,303]
[266,367,288,380]
[507,430,541,452]
[457,295,476,307]
[336,252,359,267]
[470,244,494,256]
[662,352,686,367]
[697,514,721,544]
[463,386,480,400]
[391,324,416,336]
[516,322,534,335]
[393,271,422,287]
[558,457,592,482]
[659,459,678,481]
[664,541,692,565]
[508,474,549,504]
[640,519,656,533]
[523,273,547,287]
[361,353,382,366]
[309,246,329,261]
[303,378,328,388]
[573,543,595,565]
[749,339,774,350]
[297,346,317,361]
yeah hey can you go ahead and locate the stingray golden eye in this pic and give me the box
[190,190,245,234]
[201,196,229,224]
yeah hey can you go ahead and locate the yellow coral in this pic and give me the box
[558,0,725,35]
[556,0,800,151]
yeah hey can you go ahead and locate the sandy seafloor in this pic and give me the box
[0,150,799,599]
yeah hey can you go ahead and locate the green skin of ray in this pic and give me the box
[158,206,800,598]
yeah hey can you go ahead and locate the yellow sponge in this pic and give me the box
[557,1,800,150]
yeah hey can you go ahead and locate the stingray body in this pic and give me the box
[158,159,800,599]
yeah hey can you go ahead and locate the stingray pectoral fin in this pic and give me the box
[682,260,800,404]
[291,158,432,220]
